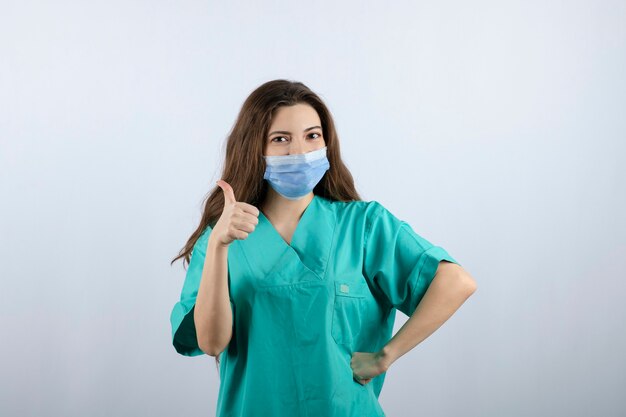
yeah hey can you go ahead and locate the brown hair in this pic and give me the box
[170,79,362,370]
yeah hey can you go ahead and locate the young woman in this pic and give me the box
[170,79,477,417]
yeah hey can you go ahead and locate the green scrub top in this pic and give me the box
[170,194,460,417]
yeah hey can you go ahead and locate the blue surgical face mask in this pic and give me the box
[263,146,330,200]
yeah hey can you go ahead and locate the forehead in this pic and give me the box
[269,103,320,128]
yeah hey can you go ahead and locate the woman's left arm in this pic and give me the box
[378,261,477,370]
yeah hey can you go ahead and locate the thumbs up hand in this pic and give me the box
[212,180,260,247]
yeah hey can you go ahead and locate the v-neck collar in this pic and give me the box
[242,194,336,282]
[259,194,318,249]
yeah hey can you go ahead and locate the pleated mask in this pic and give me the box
[263,146,330,200]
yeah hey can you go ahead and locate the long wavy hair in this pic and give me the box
[170,79,362,372]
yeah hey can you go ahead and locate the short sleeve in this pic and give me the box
[363,202,461,317]
[169,225,213,356]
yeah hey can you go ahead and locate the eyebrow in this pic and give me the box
[268,125,322,136]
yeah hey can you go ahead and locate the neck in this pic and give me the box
[260,187,314,226]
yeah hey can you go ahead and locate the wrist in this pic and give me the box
[208,234,230,251]
[377,344,396,371]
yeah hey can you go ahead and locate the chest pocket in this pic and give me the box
[331,279,368,347]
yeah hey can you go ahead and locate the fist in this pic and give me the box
[212,179,260,247]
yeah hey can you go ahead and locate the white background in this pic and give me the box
[1,1,625,416]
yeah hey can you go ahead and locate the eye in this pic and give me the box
[271,132,322,143]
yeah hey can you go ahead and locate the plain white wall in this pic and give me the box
[1,0,624,416]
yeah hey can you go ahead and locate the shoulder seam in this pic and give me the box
[364,201,385,247]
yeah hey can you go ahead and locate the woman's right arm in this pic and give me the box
[193,234,232,357]
[193,179,259,357]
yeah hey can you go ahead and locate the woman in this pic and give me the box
[170,79,477,417]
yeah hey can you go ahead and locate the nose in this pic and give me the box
[288,139,306,155]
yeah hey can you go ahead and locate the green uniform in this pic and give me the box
[170,194,460,417]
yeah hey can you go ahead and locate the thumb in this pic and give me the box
[216,179,237,205]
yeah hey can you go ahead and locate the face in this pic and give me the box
[264,103,326,156]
